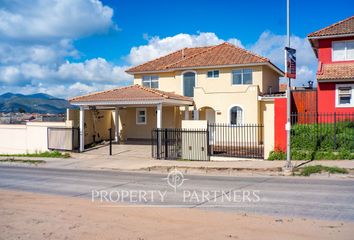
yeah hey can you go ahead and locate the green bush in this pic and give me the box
[268,150,286,160]
[267,149,354,160]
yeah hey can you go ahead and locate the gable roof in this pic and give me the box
[69,84,193,104]
[317,62,354,81]
[126,42,283,75]
[308,15,354,38]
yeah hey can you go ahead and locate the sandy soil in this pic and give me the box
[0,189,352,240]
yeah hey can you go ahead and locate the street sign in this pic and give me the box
[285,47,296,79]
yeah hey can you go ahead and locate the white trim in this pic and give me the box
[332,39,354,62]
[136,108,147,125]
[228,104,244,125]
[231,68,253,86]
[71,99,193,107]
[206,69,220,78]
[181,70,198,97]
[335,83,354,108]
[128,62,284,76]
[79,106,85,152]
[308,33,354,40]
[317,78,354,83]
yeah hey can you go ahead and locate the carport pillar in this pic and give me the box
[114,106,120,143]
[79,106,85,152]
[193,109,199,120]
[184,106,189,120]
[156,103,162,128]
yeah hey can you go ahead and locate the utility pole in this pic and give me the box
[285,0,292,170]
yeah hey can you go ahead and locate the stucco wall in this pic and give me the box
[260,101,275,158]
[117,106,181,140]
[68,109,114,145]
[133,65,280,125]
[0,122,68,154]
[317,82,354,113]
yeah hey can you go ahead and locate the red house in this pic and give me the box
[308,16,354,113]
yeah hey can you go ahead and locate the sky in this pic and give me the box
[0,0,353,99]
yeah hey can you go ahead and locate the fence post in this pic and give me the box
[164,128,168,159]
[109,128,112,156]
[156,130,160,159]
[333,112,337,149]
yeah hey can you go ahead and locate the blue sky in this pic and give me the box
[0,0,353,98]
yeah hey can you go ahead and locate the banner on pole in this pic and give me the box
[285,47,296,79]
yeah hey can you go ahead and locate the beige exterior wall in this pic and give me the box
[0,122,68,154]
[133,65,280,125]
[68,109,114,145]
[260,101,275,159]
[118,106,181,140]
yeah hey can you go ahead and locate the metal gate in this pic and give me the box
[208,123,264,159]
[47,127,80,151]
[152,128,209,161]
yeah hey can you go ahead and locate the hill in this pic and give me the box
[0,92,73,114]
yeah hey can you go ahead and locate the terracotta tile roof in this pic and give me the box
[317,63,354,80]
[126,42,278,73]
[308,15,354,38]
[69,85,193,103]
[279,83,287,92]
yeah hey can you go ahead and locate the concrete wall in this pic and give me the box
[0,122,68,154]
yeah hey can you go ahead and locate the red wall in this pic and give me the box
[274,98,287,152]
[318,82,354,113]
[318,37,354,64]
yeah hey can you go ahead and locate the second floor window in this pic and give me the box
[142,76,159,88]
[332,40,354,61]
[207,70,219,78]
[232,69,253,85]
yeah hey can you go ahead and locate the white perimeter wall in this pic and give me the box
[0,121,70,154]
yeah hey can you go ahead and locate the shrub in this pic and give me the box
[298,165,348,176]
[268,150,286,160]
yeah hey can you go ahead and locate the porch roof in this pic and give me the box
[69,84,193,106]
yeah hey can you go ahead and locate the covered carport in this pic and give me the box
[69,84,193,152]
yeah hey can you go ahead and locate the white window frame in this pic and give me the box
[228,105,244,125]
[335,83,354,108]
[142,76,159,88]
[207,70,219,78]
[332,40,354,61]
[136,108,147,125]
[231,69,253,85]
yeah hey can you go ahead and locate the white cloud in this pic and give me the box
[126,32,244,65]
[0,0,115,41]
[249,31,317,86]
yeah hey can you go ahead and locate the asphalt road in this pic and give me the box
[0,165,354,221]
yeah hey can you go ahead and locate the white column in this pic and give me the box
[114,106,119,143]
[79,106,85,152]
[156,103,162,128]
[184,106,189,120]
[193,109,199,120]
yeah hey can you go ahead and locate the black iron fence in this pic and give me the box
[152,123,264,160]
[208,123,264,159]
[290,112,354,151]
[47,127,80,151]
[152,128,209,161]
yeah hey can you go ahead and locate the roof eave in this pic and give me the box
[126,62,284,76]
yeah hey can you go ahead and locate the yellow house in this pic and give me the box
[69,42,283,155]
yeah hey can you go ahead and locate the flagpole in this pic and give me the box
[285,0,292,170]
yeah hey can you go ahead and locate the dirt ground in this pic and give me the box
[0,189,353,240]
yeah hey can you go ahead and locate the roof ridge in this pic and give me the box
[68,85,134,101]
[125,48,187,73]
[226,42,270,62]
[308,15,354,37]
[161,44,218,70]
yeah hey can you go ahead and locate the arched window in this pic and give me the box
[230,106,243,125]
[183,72,196,97]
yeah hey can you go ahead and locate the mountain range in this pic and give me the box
[0,93,73,114]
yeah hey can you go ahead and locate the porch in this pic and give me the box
[68,85,194,152]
